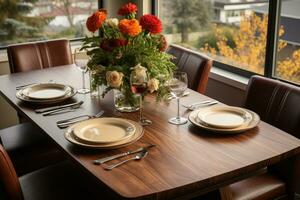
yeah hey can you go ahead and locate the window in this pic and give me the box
[0,0,98,48]
[159,0,270,75]
[274,0,300,84]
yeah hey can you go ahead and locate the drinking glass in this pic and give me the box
[74,48,90,94]
[130,71,152,126]
[168,71,188,125]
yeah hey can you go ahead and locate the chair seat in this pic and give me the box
[20,160,112,200]
[221,173,286,200]
[0,122,65,176]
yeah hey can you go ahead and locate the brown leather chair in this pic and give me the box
[220,75,300,200]
[166,44,212,94]
[7,39,73,73]
[0,39,73,175]
[0,123,65,176]
[0,143,112,200]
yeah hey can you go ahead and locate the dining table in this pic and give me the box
[0,64,300,200]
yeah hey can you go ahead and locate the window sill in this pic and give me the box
[209,66,249,91]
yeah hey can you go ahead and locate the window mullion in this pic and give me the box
[264,0,282,78]
[152,0,158,16]
[98,0,104,9]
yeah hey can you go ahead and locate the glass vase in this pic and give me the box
[89,71,106,98]
[114,89,139,112]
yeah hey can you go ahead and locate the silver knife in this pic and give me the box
[42,104,81,116]
[16,83,37,90]
[35,101,84,113]
[93,144,155,165]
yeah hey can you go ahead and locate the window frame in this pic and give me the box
[153,0,299,86]
[1,0,297,86]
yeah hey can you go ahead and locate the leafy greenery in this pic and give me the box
[198,25,236,50]
[81,10,176,102]
[166,0,213,43]
[0,0,52,45]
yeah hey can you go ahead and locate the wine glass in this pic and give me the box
[168,71,188,125]
[130,71,152,126]
[74,48,90,94]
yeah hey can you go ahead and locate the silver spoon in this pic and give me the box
[103,150,148,170]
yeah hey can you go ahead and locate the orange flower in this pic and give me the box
[118,19,142,37]
[86,9,107,33]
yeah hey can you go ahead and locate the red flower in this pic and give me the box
[140,14,162,34]
[118,2,138,16]
[86,9,107,32]
[100,39,128,52]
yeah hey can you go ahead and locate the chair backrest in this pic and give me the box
[166,44,212,94]
[7,39,73,73]
[245,75,300,195]
[0,144,23,200]
[244,75,300,137]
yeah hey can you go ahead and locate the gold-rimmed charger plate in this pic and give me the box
[22,83,71,100]
[64,118,144,149]
[189,107,260,134]
[16,85,76,104]
[197,106,252,129]
[72,118,136,144]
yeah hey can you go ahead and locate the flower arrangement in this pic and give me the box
[81,2,175,108]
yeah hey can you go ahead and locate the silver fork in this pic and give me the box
[56,110,104,128]
[102,150,148,170]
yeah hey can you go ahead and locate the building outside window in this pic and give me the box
[0,0,98,47]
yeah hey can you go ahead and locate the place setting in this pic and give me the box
[58,109,143,147]
[16,82,77,104]
[54,108,151,170]
[188,105,260,134]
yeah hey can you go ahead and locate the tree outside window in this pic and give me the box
[0,0,97,47]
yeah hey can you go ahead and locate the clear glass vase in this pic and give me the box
[114,89,139,112]
[89,71,106,98]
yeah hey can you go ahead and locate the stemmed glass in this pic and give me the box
[74,48,90,94]
[168,71,188,125]
[130,71,152,126]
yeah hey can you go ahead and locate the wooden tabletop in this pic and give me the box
[1,65,300,200]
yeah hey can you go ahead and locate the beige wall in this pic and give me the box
[0,60,19,129]
[206,78,246,107]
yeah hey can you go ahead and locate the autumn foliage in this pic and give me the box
[202,14,300,82]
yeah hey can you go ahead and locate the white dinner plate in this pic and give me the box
[188,107,260,134]
[16,85,76,104]
[197,106,252,129]
[64,118,144,149]
[72,118,136,144]
[22,83,71,100]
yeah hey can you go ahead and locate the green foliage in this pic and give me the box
[0,0,52,45]
[167,0,214,42]
[81,20,176,101]
[198,26,236,50]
